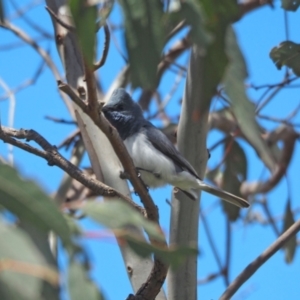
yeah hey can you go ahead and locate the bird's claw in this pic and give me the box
[119,170,130,180]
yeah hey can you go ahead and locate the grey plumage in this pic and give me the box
[102,88,249,208]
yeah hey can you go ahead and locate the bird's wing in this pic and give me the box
[143,123,200,179]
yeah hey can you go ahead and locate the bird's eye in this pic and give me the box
[116,104,124,111]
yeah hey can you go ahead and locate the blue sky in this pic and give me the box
[1,1,300,299]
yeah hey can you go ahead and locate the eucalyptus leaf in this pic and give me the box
[82,201,197,268]
[0,163,72,247]
[82,200,164,241]
[0,220,59,300]
[281,0,300,11]
[70,0,97,67]
[270,41,300,76]
[193,0,240,108]
[126,236,198,269]
[282,200,296,263]
[170,1,211,47]
[119,0,165,89]
[68,260,104,300]
[222,140,247,221]
[199,0,239,23]
[224,27,277,172]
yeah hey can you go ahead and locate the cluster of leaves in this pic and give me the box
[70,0,238,90]
[1,0,300,299]
[0,162,197,299]
[68,0,300,267]
[270,1,300,75]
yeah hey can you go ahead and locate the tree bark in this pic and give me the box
[168,45,209,300]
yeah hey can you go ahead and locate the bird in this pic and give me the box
[102,88,249,208]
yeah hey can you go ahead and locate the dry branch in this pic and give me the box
[0,125,143,213]
[220,218,300,300]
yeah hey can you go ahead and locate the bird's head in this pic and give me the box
[102,88,143,119]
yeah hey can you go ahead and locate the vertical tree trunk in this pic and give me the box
[168,45,209,300]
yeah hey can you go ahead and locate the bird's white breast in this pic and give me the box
[124,132,176,187]
[123,132,200,191]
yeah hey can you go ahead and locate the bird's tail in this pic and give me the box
[197,180,249,208]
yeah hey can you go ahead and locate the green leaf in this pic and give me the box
[224,27,276,172]
[222,140,247,221]
[82,201,197,268]
[0,220,59,300]
[68,260,104,300]
[64,215,83,236]
[82,200,164,241]
[281,0,300,11]
[127,236,198,269]
[169,1,211,47]
[282,200,296,263]
[270,41,300,76]
[191,0,239,108]
[199,0,239,25]
[70,0,98,67]
[119,0,165,89]
[0,0,5,23]
[0,163,72,247]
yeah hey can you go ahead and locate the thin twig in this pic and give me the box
[94,23,110,70]
[45,6,75,31]
[8,0,42,20]
[108,20,128,62]
[200,211,223,273]
[45,116,77,125]
[57,129,81,150]
[220,218,300,300]
[255,76,298,113]
[197,271,221,285]
[10,0,53,39]
[260,198,280,236]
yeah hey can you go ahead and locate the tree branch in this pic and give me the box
[220,218,300,300]
[0,125,143,213]
[94,23,110,70]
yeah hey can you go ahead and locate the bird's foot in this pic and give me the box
[136,167,161,179]
[119,170,130,180]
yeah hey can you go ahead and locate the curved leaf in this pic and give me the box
[68,260,104,300]
[82,200,164,241]
[282,200,296,263]
[270,41,300,76]
[70,0,97,67]
[281,0,300,11]
[0,163,72,246]
[224,27,277,172]
[119,0,165,89]
[127,237,198,269]
[222,140,247,221]
[0,221,59,300]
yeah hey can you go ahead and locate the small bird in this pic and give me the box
[102,88,249,208]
